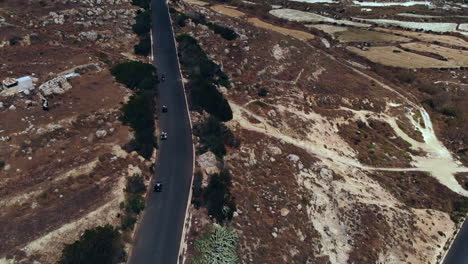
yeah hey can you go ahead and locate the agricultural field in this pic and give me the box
[347,45,468,68]
[309,24,412,42]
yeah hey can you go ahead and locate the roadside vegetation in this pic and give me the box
[451,197,468,224]
[132,2,152,56]
[131,0,150,10]
[56,2,156,263]
[111,61,158,159]
[192,225,239,264]
[58,225,124,264]
[176,34,232,121]
[57,174,148,263]
[121,174,147,230]
[173,10,238,41]
[193,116,239,158]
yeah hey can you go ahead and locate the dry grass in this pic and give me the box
[247,18,315,41]
[401,42,468,66]
[377,28,468,47]
[183,0,209,6]
[348,46,466,68]
[210,5,246,18]
[311,25,411,43]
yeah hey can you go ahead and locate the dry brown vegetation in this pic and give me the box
[0,0,153,262]
[177,0,468,263]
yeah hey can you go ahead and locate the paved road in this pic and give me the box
[443,219,468,264]
[128,0,194,263]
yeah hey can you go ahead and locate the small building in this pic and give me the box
[2,78,18,90]
[1,76,34,93]
[16,76,34,92]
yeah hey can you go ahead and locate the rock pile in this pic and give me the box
[197,151,219,175]
[39,76,72,96]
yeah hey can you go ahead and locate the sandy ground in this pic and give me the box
[210,5,246,18]
[248,18,315,41]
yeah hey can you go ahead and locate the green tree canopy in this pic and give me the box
[58,225,123,264]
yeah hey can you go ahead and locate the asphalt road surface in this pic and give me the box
[128,0,194,263]
[443,219,468,264]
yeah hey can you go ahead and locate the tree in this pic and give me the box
[134,35,151,56]
[132,10,151,36]
[131,0,150,9]
[120,92,155,159]
[58,225,123,264]
[204,170,236,223]
[110,61,157,90]
[193,225,239,264]
[193,116,239,158]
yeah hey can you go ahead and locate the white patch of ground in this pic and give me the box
[308,24,348,35]
[354,18,468,35]
[231,98,468,196]
[321,38,331,48]
[341,106,468,196]
[312,66,326,80]
[295,159,453,263]
[289,0,337,3]
[112,144,129,158]
[272,44,287,60]
[398,13,440,18]
[459,24,468,31]
[352,1,432,7]
[269,9,370,27]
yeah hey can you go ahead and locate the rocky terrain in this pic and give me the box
[175,0,468,263]
[0,0,152,263]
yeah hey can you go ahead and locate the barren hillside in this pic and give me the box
[176,0,468,263]
[0,0,153,263]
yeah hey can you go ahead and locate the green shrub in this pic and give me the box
[175,12,188,27]
[193,116,239,158]
[0,161,4,168]
[125,174,146,194]
[132,10,151,36]
[193,225,239,264]
[207,23,238,40]
[132,0,150,9]
[134,34,152,56]
[453,197,468,213]
[204,170,236,223]
[176,34,233,121]
[58,225,123,264]
[121,215,137,230]
[126,194,145,215]
[258,88,268,97]
[397,70,416,84]
[120,91,155,159]
[192,171,204,208]
[9,35,22,46]
[191,81,233,122]
[111,61,157,90]
[418,84,439,95]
